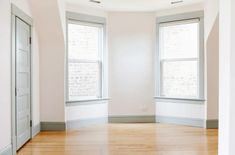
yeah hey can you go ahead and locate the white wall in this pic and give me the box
[31,30,41,126]
[204,0,219,121]
[29,0,66,122]
[0,0,11,151]
[219,0,235,154]
[66,3,108,17]
[58,0,66,40]
[66,102,108,121]
[155,3,204,17]
[108,12,155,116]
[11,0,32,16]
[156,102,205,119]
[204,0,219,39]
[155,4,206,122]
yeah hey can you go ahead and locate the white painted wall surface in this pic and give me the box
[156,3,204,17]
[11,0,32,16]
[29,0,66,122]
[66,3,108,17]
[31,31,41,126]
[58,0,66,40]
[108,12,155,116]
[204,0,219,120]
[66,102,108,121]
[0,0,11,151]
[219,0,235,154]
[155,4,206,122]
[155,101,205,121]
[204,0,219,39]
[156,102,205,119]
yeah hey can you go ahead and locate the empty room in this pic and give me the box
[0,0,234,155]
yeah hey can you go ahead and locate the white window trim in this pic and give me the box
[155,11,205,102]
[66,12,107,103]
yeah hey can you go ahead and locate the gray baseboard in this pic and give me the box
[67,117,108,129]
[156,116,204,128]
[41,122,66,131]
[0,144,12,155]
[206,119,218,129]
[32,123,41,137]
[109,115,155,123]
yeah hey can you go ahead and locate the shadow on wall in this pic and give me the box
[206,14,219,123]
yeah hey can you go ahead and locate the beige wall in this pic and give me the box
[0,0,11,151]
[29,0,66,122]
[204,0,219,120]
[108,12,155,116]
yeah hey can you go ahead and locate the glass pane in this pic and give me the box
[68,23,101,60]
[161,61,198,98]
[68,62,100,100]
[160,22,199,59]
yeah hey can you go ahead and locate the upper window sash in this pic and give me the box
[68,19,104,29]
[66,11,106,25]
[156,11,203,25]
[67,21,104,61]
[158,18,200,28]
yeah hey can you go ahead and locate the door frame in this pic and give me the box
[11,4,33,154]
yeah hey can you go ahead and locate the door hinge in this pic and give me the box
[15,88,17,96]
[30,120,32,127]
[29,37,32,44]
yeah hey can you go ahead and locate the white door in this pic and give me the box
[15,17,31,150]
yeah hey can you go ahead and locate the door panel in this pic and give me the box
[15,17,31,150]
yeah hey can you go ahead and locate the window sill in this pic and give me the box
[66,98,109,106]
[154,96,205,104]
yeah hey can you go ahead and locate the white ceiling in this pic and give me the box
[65,0,204,12]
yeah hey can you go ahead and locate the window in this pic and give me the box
[67,21,104,101]
[157,14,204,100]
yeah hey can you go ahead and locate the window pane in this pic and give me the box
[67,21,103,101]
[161,61,198,98]
[160,22,199,59]
[68,23,101,60]
[68,62,100,100]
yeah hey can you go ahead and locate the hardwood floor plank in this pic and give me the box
[17,123,218,155]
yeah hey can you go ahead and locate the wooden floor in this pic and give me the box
[17,123,218,155]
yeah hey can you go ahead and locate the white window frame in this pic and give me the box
[66,12,106,103]
[155,11,205,101]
